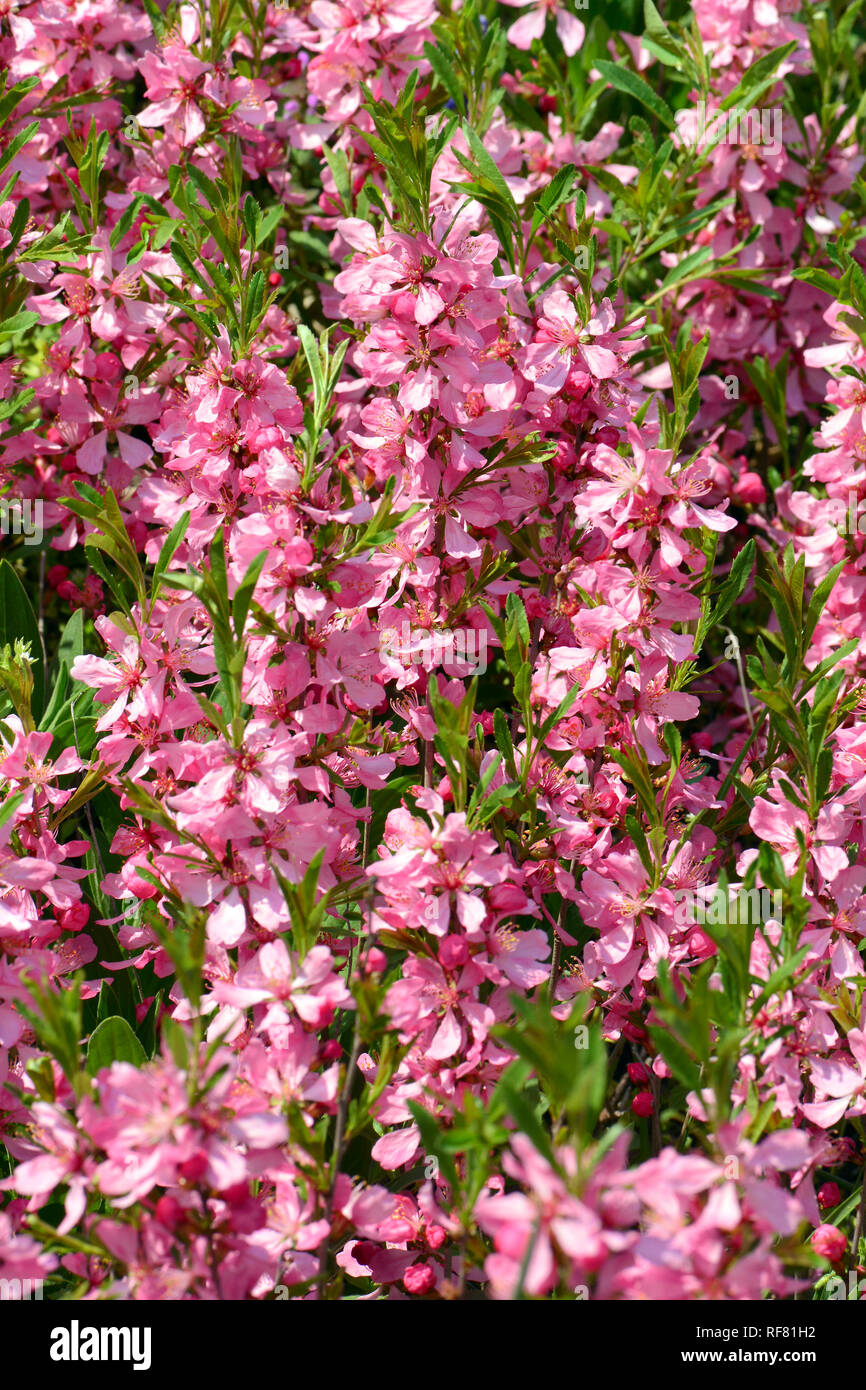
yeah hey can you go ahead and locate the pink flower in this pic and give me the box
[138,46,212,147]
[801,1028,866,1128]
[625,654,701,765]
[500,0,585,56]
[214,942,352,1028]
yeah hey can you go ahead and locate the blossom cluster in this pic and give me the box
[1,0,866,1301]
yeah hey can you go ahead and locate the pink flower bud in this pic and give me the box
[56,903,90,932]
[732,472,766,506]
[632,1091,654,1118]
[812,1224,846,1263]
[438,936,469,970]
[594,427,619,447]
[817,1182,842,1210]
[364,948,387,975]
[154,1195,184,1230]
[178,1152,209,1185]
[687,929,716,959]
[622,1021,648,1044]
[627,1063,649,1084]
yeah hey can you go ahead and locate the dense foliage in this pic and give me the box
[2,0,866,1301]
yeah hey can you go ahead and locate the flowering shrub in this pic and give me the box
[1,0,866,1303]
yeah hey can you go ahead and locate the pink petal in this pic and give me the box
[507,9,546,49]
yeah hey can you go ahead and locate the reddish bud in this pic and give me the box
[178,1151,208,1184]
[154,1195,184,1230]
[687,929,716,960]
[812,1224,846,1263]
[622,1021,648,1043]
[426,1224,447,1251]
[732,471,766,506]
[817,1182,842,1210]
[594,427,619,447]
[438,936,469,971]
[221,1182,250,1206]
[631,1091,654,1119]
[403,1263,436,1295]
[627,1063,649,1084]
[56,903,90,932]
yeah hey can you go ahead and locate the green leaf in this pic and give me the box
[0,791,23,832]
[57,608,84,666]
[321,146,352,215]
[96,980,121,1025]
[256,203,284,247]
[109,194,144,249]
[38,660,69,732]
[647,1025,702,1091]
[461,122,521,219]
[643,0,683,60]
[297,323,325,404]
[710,540,756,627]
[0,309,39,336]
[718,41,798,114]
[136,990,164,1059]
[803,559,846,653]
[423,40,464,110]
[595,60,675,130]
[161,1015,189,1069]
[86,1016,147,1075]
[792,267,841,296]
[0,121,38,175]
[152,510,191,600]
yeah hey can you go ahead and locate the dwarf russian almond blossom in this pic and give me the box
[0,0,865,1307]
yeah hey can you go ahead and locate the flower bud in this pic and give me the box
[438,936,469,970]
[403,1263,436,1295]
[812,1224,846,1263]
[817,1182,841,1210]
[732,472,766,506]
